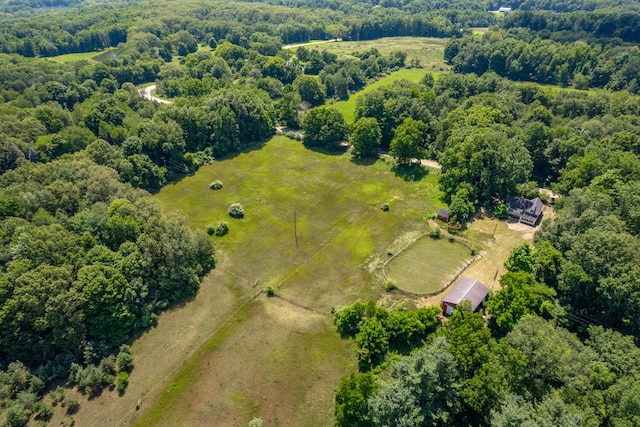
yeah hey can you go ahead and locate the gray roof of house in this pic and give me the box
[529,197,543,215]
[438,208,449,217]
[442,277,489,311]
[507,196,543,217]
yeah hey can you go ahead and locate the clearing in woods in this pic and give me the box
[66,37,529,426]
[135,137,444,426]
[49,47,115,63]
[70,135,447,426]
[315,37,448,122]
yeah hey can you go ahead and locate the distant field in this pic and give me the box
[314,37,447,122]
[49,48,115,63]
[386,236,473,294]
[312,36,448,70]
[329,68,437,123]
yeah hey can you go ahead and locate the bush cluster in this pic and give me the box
[228,203,245,218]
[215,221,229,236]
[209,180,223,190]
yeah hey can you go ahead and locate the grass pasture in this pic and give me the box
[386,236,473,294]
[49,47,115,63]
[118,136,445,426]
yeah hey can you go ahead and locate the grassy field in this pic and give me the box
[386,236,473,294]
[135,137,443,425]
[49,48,115,63]
[329,68,435,123]
[311,36,448,70]
[64,136,445,426]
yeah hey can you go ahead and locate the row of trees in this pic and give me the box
[446,29,640,93]
[0,0,468,58]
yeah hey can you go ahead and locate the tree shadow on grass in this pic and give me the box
[303,143,349,156]
[391,163,429,181]
[351,156,378,166]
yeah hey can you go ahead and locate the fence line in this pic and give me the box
[272,293,330,316]
[380,227,483,297]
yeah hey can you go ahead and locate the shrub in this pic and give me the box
[51,386,65,405]
[116,345,133,372]
[33,401,54,421]
[215,221,229,236]
[206,224,215,235]
[266,287,276,297]
[209,180,223,190]
[4,403,29,427]
[385,278,398,291]
[228,203,244,218]
[99,355,116,375]
[381,203,389,211]
[428,226,441,239]
[63,395,79,414]
[116,372,129,393]
[495,203,509,220]
[248,418,264,427]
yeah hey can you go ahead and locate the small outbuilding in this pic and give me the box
[437,208,450,223]
[441,277,489,316]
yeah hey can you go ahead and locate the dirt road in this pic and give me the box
[139,84,171,104]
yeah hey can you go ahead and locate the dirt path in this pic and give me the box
[420,159,442,169]
[283,39,340,49]
[139,84,171,104]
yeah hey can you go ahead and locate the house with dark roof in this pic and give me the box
[506,196,544,226]
[441,278,489,316]
[437,208,450,223]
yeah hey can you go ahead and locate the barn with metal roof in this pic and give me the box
[441,277,489,316]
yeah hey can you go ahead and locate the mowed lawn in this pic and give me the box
[127,136,444,426]
[386,237,473,294]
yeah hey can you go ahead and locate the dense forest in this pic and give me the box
[1,0,640,425]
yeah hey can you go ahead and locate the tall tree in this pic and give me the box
[389,118,425,164]
[302,106,348,149]
[351,117,382,160]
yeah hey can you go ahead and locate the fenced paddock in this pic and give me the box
[385,236,473,294]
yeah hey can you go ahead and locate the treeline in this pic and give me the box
[334,301,640,426]
[0,0,467,58]
[500,0,640,12]
[0,0,84,13]
[0,155,214,422]
[445,29,640,93]
[502,10,640,43]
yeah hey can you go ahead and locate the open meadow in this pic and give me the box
[135,137,444,426]
[311,36,448,70]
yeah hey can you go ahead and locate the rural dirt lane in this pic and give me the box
[139,84,171,104]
